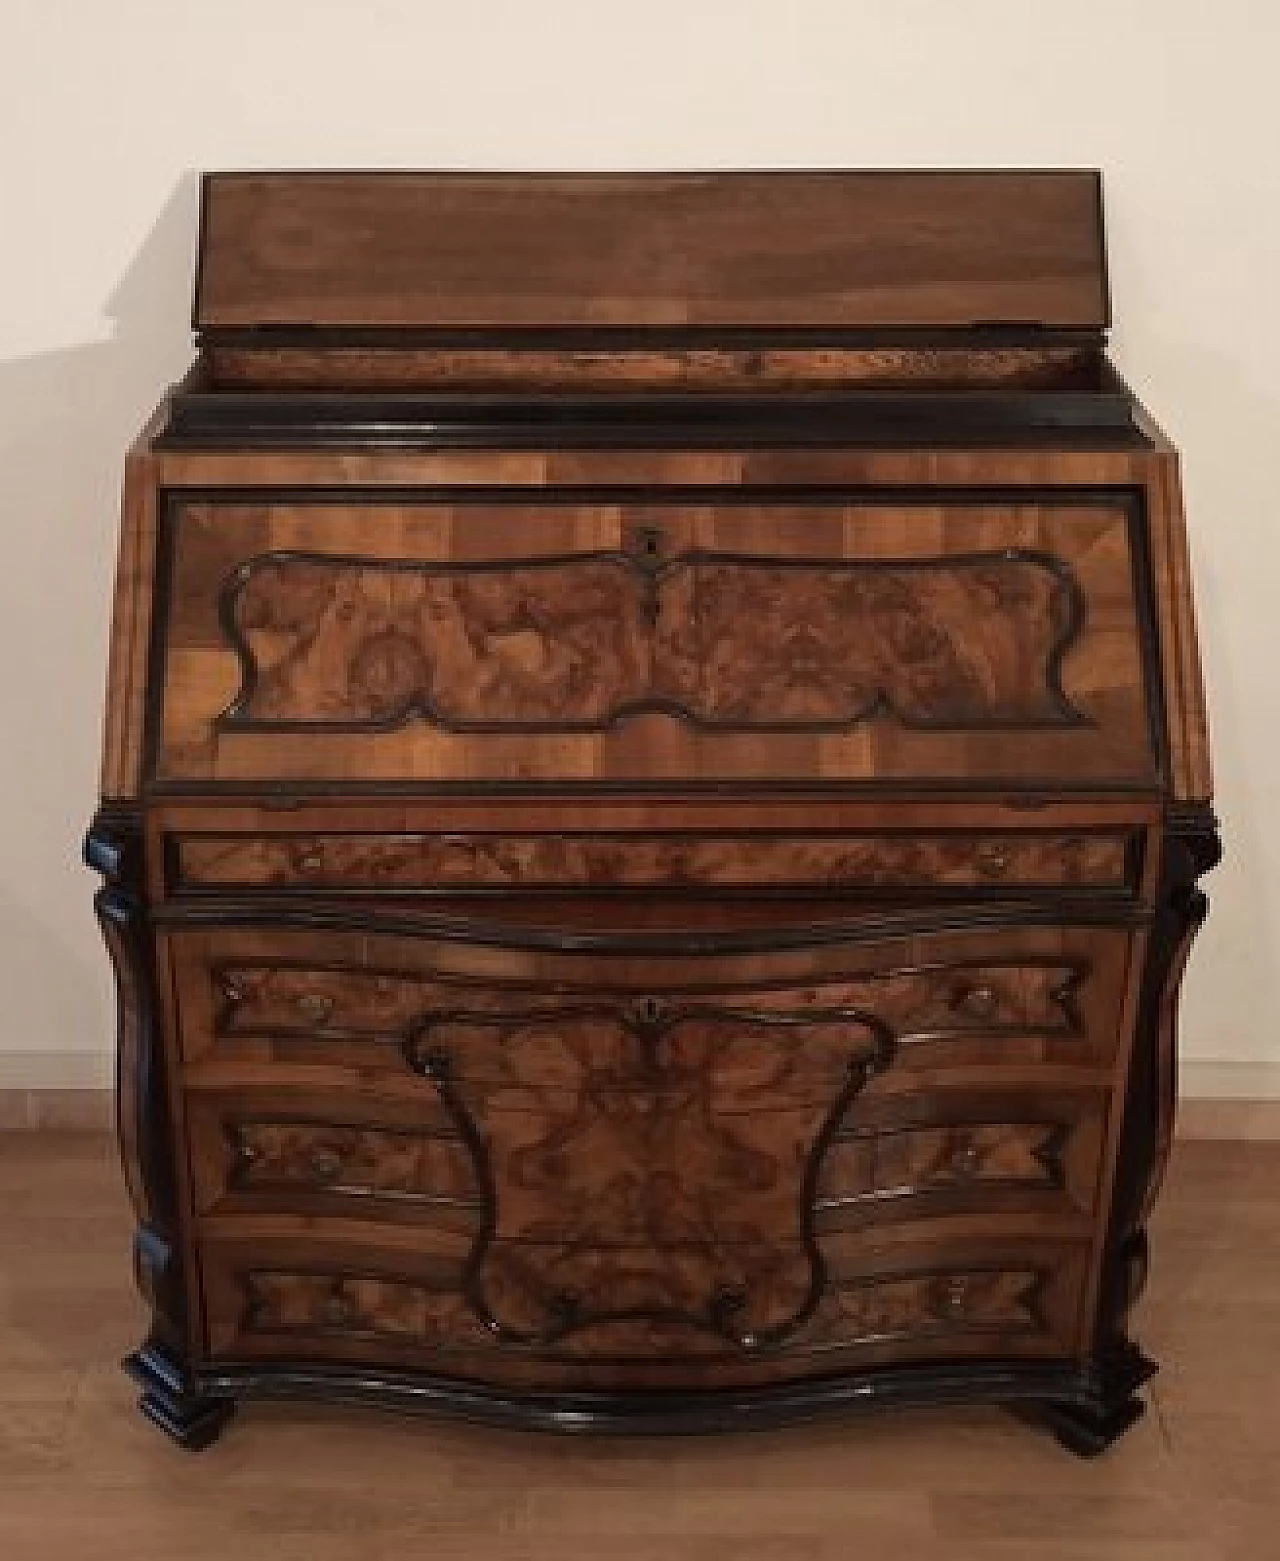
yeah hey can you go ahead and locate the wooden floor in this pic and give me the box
[1,1134,1276,1561]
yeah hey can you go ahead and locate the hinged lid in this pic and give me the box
[194,170,1109,335]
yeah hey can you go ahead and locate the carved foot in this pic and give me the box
[1035,1393,1146,1458]
[125,1346,234,1450]
[1020,1344,1155,1457]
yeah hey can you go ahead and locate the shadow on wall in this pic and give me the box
[0,176,198,1074]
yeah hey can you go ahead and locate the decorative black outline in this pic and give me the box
[211,542,1090,736]
[398,998,897,1352]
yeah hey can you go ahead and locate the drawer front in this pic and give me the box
[187,1080,1106,1233]
[153,491,1160,789]
[170,919,1135,1079]
[186,1086,483,1224]
[818,1086,1108,1224]
[199,1227,1088,1387]
[169,827,1139,898]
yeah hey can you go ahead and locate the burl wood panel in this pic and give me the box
[155,495,1156,788]
[171,827,1134,896]
[99,443,1207,803]
[821,1085,1109,1224]
[194,171,1108,331]
[184,1089,482,1223]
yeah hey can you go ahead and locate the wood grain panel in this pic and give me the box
[153,493,1157,790]
[170,827,1135,896]
[195,171,1108,331]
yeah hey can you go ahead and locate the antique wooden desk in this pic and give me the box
[88,170,1218,1454]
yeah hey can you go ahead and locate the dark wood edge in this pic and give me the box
[151,898,1149,954]
[1088,801,1221,1376]
[190,1352,1133,1442]
[85,807,197,1389]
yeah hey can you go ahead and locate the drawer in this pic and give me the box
[168,826,1140,898]
[152,490,1161,790]
[817,1085,1108,1224]
[169,918,1137,1080]
[185,1084,483,1225]
[186,1078,1106,1235]
[198,1222,1089,1387]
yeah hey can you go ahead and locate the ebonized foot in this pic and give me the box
[125,1346,235,1450]
[1033,1393,1146,1458]
[1019,1345,1156,1457]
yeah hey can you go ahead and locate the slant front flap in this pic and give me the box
[194,170,1109,333]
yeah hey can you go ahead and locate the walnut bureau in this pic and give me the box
[88,170,1219,1454]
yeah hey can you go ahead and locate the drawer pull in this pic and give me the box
[308,1148,344,1184]
[974,843,1011,878]
[295,993,335,1026]
[220,977,245,1007]
[296,848,326,875]
[955,984,999,1022]
[938,1278,970,1319]
[951,1140,982,1178]
[321,1292,355,1329]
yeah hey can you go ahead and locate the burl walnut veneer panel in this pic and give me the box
[155,494,1157,790]
[89,170,1217,1455]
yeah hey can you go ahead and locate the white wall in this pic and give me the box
[1,0,1275,1090]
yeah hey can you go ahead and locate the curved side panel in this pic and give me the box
[1054,802,1221,1452]
[86,806,233,1448]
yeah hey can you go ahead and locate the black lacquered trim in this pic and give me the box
[191,1355,1122,1436]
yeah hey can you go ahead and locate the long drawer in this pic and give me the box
[167,917,1138,1079]
[186,1078,1109,1230]
[197,1220,1092,1388]
[167,825,1142,898]
[150,489,1162,790]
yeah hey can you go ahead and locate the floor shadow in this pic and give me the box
[0,176,199,1067]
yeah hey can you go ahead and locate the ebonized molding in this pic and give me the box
[85,807,234,1449]
[1032,802,1222,1454]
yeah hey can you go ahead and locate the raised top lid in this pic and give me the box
[194,170,1109,335]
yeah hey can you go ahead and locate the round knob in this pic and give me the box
[296,847,325,875]
[309,1147,343,1184]
[975,843,1011,879]
[939,1278,969,1318]
[956,984,999,1022]
[220,977,245,1006]
[295,993,335,1026]
[951,1140,982,1178]
[321,1292,354,1328]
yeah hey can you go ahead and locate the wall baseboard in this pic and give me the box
[2,1057,1280,1137]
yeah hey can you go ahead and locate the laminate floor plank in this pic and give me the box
[0,1133,1276,1561]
